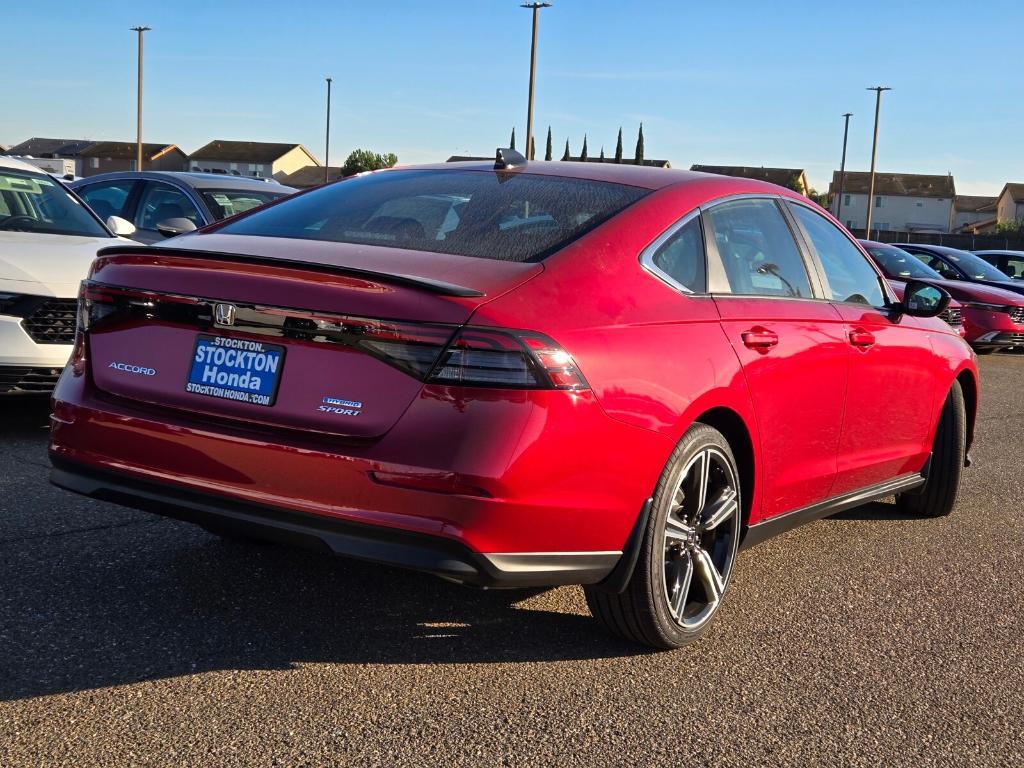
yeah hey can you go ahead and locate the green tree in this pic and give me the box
[634,123,645,165]
[545,126,553,161]
[510,127,516,150]
[580,134,589,161]
[807,188,829,207]
[614,127,623,163]
[599,146,605,162]
[529,135,535,160]
[341,149,398,176]
[996,219,1024,234]
[561,139,570,161]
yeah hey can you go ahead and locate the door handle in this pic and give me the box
[848,327,875,348]
[741,327,779,350]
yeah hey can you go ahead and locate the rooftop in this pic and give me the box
[954,195,997,213]
[80,142,182,160]
[829,171,955,199]
[3,137,94,158]
[691,165,806,190]
[190,140,318,164]
[279,165,344,188]
[998,183,1024,203]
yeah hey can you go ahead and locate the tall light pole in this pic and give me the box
[130,26,151,172]
[521,2,551,160]
[865,86,891,236]
[835,112,853,223]
[325,77,333,183]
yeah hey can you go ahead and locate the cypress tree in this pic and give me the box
[614,127,623,163]
[561,139,570,161]
[510,127,516,150]
[545,126,553,161]
[529,135,535,160]
[635,123,645,165]
[580,134,589,161]
[599,147,605,162]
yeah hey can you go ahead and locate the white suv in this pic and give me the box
[0,156,134,394]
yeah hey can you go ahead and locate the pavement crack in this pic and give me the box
[0,518,165,546]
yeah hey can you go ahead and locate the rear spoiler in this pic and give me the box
[95,245,485,298]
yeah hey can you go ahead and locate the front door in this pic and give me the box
[786,202,937,494]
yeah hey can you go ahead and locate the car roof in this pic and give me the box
[905,243,971,255]
[70,170,297,194]
[0,156,48,173]
[974,249,1024,256]
[858,239,905,249]
[410,159,796,194]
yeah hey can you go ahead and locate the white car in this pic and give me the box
[0,156,136,394]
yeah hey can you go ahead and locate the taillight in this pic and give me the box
[425,327,588,390]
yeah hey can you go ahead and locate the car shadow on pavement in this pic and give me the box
[0,395,52,435]
[0,518,647,700]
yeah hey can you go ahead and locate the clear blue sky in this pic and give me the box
[4,0,1021,195]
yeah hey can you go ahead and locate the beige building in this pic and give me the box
[189,140,320,181]
[995,183,1024,226]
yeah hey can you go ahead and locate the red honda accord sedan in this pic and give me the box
[49,155,978,649]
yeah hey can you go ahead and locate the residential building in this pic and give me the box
[188,140,319,181]
[2,137,94,176]
[79,142,187,176]
[279,165,344,188]
[691,165,809,195]
[828,171,955,233]
[995,183,1024,227]
[951,195,997,233]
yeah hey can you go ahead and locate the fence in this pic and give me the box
[848,229,1024,252]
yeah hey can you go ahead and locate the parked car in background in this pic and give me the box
[0,156,131,394]
[50,158,977,649]
[862,240,1024,354]
[70,172,296,245]
[899,243,1024,298]
[973,250,1024,281]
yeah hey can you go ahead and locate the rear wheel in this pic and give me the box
[585,424,742,649]
[896,380,966,518]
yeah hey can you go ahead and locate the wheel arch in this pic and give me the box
[692,406,756,529]
[955,366,978,453]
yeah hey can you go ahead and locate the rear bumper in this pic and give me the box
[50,456,619,587]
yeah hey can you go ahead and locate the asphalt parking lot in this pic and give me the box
[1,356,1022,767]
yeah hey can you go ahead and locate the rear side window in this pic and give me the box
[647,215,706,292]
[788,203,885,306]
[136,182,202,230]
[77,180,136,221]
[706,198,811,298]
[216,169,649,262]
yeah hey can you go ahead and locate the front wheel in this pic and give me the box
[585,424,742,649]
[896,380,966,518]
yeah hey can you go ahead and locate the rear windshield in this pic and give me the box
[216,169,649,262]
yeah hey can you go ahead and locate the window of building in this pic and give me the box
[90,158,99,169]
[844,194,851,205]
[874,196,883,208]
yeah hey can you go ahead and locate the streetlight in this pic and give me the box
[130,26,151,172]
[835,112,852,223]
[865,86,891,236]
[521,2,551,160]
[325,77,332,183]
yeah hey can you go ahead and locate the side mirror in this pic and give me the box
[156,217,198,237]
[901,279,950,318]
[106,215,136,237]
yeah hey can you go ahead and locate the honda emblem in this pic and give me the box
[214,303,237,326]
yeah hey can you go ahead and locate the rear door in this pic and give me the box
[75,179,140,224]
[705,196,848,522]
[786,202,938,493]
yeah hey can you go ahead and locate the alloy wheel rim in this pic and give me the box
[662,447,740,630]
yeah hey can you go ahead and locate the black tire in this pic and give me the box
[896,380,966,518]
[585,424,743,649]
